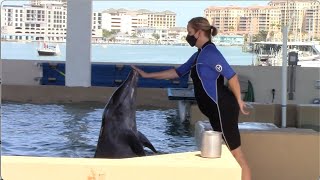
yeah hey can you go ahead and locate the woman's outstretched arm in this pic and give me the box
[131,65,179,80]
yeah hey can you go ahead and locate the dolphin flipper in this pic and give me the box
[124,130,146,156]
[138,131,158,153]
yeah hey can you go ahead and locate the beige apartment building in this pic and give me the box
[244,6,281,33]
[205,6,243,33]
[140,9,176,28]
[268,0,320,39]
[205,0,320,39]
[205,6,281,35]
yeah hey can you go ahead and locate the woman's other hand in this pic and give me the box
[238,100,250,115]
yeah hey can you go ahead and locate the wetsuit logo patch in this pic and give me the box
[215,64,223,72]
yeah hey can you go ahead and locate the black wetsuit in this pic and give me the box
[190,42,240,151]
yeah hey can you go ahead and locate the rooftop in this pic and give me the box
[102,8,176,15]
[206,5,279,11]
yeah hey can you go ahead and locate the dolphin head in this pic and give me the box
[107,69,139,114]
[117,69,139,103]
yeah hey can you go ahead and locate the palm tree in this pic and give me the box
[314,37,320,41]
[288,31,294,41]
[271,23,276,32]
[229,26,235,32]
[244,34,249,42]
[108,36,116,43]
[301,31,308,41]
[131,33,137,38]
[103,29,119,38]
[269,31,275,41]
[152,33,160,44]
[253,30,268,42]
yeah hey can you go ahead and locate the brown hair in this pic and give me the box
[188,17,218,41]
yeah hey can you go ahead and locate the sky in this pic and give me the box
[92,1,269,26]
[3,1,269,27]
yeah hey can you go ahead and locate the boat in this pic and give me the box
[242,42,254,53]
[252,41,320,67]
[37,42,61,56]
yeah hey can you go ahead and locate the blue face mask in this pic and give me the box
[185,34,198,47]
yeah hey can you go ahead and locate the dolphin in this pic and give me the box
[94,69,158,158]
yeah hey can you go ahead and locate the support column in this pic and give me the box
[0,50,2,180]
[66,0,92,87]
[281,26,288,128]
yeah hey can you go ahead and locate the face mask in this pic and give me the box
[186,33,198,47]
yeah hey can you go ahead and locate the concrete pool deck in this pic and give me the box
[2,146,241,180]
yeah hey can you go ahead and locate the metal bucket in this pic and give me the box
[200,130,222,158]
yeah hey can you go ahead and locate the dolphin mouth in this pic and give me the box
[132,69,139,76]
[118,69,139,102]
[131,70,139,81]
[128,70,139,88]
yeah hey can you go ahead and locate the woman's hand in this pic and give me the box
[131,65,179,80]
[238,100,250,115]
[131,65,150,78]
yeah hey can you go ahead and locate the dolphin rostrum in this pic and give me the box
[94,69,157,158]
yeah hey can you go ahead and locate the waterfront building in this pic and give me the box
[1,1,102,42]
[204,0,320,40]
[101,8,176,35]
